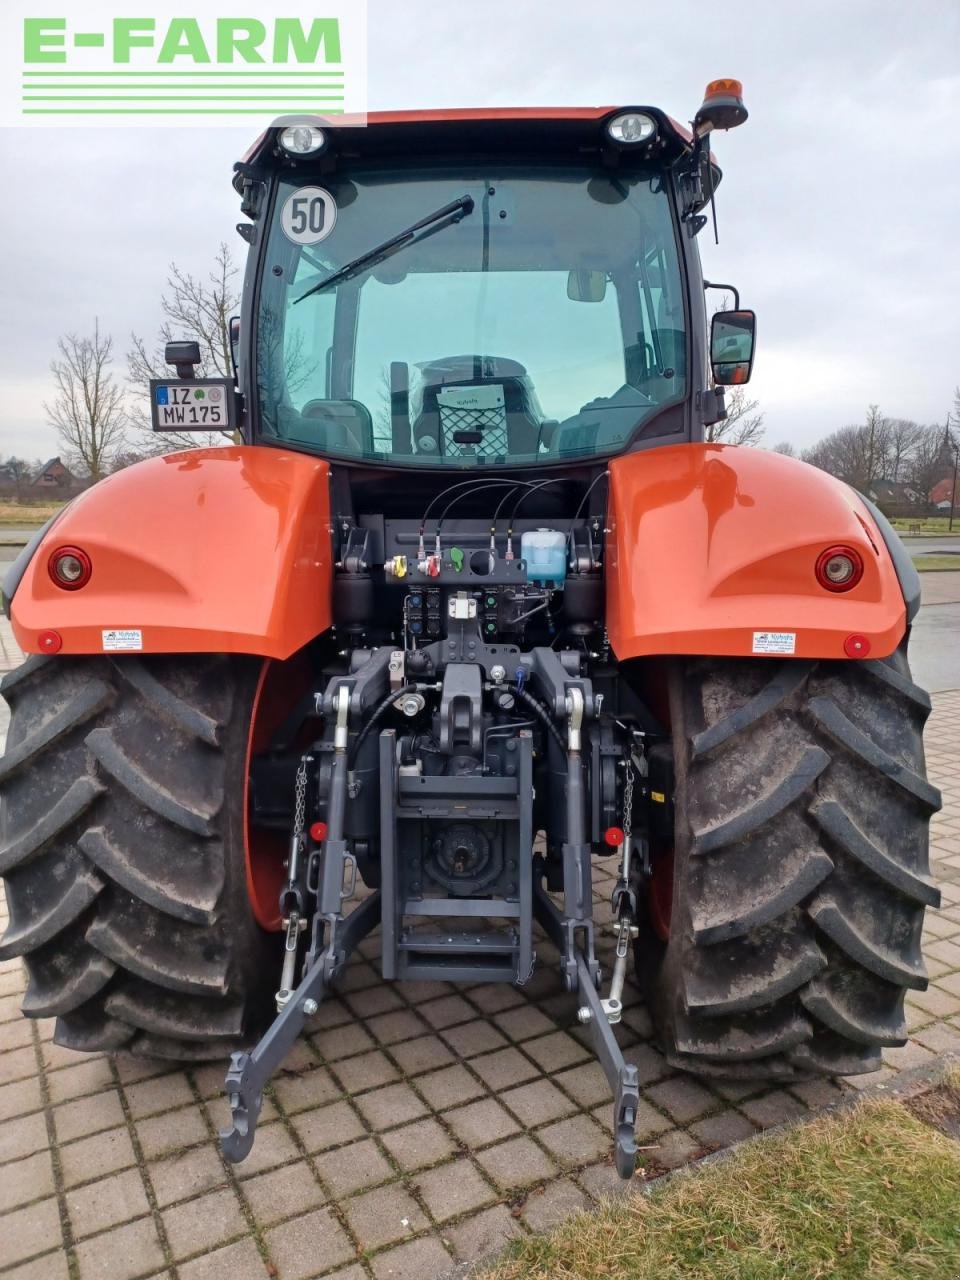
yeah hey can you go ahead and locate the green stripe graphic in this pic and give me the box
[23,95,345,101]
[22,70,345,76]
[21,89,345,94]
[22,108,346,114]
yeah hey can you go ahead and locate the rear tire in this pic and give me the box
[0,654,277,1060]
[641,636,941,1080]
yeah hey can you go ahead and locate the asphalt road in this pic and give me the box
[0,528,41,542]
[911,605,960,694]
[911,571,960,695]
[902,536,960,555]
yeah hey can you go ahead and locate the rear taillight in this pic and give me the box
[815,545,863,592]
[48,546,92,591]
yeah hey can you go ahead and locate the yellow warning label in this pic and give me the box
[651,790,666,804]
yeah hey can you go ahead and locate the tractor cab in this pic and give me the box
[230,90,754,474]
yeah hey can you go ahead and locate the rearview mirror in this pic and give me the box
[710,309,756,385]
[567,270,607,303]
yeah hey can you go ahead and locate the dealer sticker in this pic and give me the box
[752,631,796,655]
[102,629,143,652]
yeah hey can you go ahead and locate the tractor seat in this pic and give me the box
[410,356,543,459]
[293,398,374,455]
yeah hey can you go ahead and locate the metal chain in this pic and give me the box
[611,757,637,926]
[515,948,537,986]
[277,756,311,1011]
[293,757,308,839]
[622,760,634,840]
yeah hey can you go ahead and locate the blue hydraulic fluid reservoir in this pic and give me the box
[520,528,566,584]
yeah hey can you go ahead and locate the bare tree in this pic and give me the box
[802,433,841,478]
[803,425,876,489]
[912,420,958,513]
[128,243,239,452]
[770,441,797,457]
[256,303,318,413]
[1,456,40,497]
[109,448,149,474]
[44,321,128,481]
[886,418,923,483]
[861,404,891,489]
[706,385,765,446]
[802,406,894,492]
[803,417,947,512]
[130,243,318,452]
[947,419,960,527]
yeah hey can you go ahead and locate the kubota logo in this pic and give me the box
[0,3,368,128]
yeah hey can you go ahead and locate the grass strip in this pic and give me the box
[891,519,960,533]
[0,502,68,522]
[483,1095,960,1280]
[914,555,960,571]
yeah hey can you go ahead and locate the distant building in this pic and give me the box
[866,479,922,508]
[33,457,75,488]
[930,476,957,511]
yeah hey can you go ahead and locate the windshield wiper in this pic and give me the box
[294,194,475,305]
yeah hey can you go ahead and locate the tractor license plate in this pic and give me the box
[149,379,237,432]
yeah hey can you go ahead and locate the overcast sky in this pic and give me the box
[0,0,957,461]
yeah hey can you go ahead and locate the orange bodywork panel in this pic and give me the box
[606,444,906,660]
[11,446,333,659]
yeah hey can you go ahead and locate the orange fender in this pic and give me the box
[10,446,332,658]
[605,444,906,661]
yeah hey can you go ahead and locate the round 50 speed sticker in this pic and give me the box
[280,187,337,245]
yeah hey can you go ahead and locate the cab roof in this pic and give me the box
[235,105,717,189]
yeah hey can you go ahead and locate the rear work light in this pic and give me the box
[48,546,92,591]
[606,112,657,145]
[279,124,327,155]
[815,545,864,592]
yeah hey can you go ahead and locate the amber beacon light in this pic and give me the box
[694,79,749,135]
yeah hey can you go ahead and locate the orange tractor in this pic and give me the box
[0,83,940,1176]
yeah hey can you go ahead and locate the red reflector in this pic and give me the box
[309,821,328,843]
[844,634,871,658]
[38,630,62,653]
[604,826,625,848]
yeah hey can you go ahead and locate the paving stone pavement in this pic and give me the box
[1,618,959,1280]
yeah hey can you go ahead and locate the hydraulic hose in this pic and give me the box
[347,685,429,769]
[515,689,566,754]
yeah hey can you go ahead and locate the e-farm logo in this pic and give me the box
[0,2,367,127]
